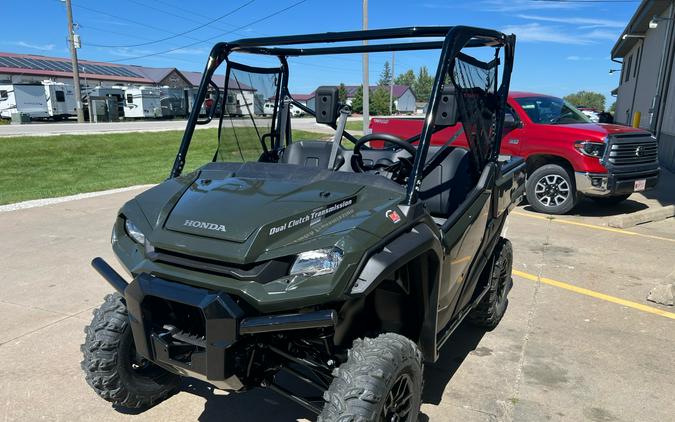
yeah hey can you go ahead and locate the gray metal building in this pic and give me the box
[612,0,675,171]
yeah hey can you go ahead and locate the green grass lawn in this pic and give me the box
[0,128,326,205]
[345,120,366,132]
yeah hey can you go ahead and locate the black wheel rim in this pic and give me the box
[380,373,414,422]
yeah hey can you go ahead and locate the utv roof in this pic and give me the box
[212,26,510,57]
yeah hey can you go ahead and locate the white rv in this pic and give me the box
[43,81,77,120]
[122,86,161,118]
[0,84,49,120]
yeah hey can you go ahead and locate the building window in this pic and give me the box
[126,93,133,104]
[625,54,633,83]
[55,91,65,102]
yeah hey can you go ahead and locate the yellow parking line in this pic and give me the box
[513,269,675,321]
[512,211,675,243]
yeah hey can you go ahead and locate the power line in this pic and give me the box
[103,0,309,63]
[85,0,255,48]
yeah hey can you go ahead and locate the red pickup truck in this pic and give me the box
[370,91,660,214]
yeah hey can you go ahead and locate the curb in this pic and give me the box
[607,204,675,229]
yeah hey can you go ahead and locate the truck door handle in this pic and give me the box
[508,139,520,144]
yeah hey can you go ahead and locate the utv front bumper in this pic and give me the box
[91,258,336,391]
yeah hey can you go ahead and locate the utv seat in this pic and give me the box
[419,147,476,220]
[280,141,333,168]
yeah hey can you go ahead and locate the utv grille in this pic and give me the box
[146,246,291,283]
[606,134,658,166]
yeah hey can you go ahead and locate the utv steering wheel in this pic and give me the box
[351,133,417,178]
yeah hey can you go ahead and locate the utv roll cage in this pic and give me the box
[170,25,515,204]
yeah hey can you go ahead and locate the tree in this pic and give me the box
[371,86,391,115]
[414,66,434,102]
[394,69,415,88]
[378,61,392,86]
[338,83,347,103]
[609,101,616,114]
[351,86,390,115]
[563,91,606,111]
[351,86,364,114]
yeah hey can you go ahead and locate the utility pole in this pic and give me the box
[65,0,84,123]
[389,51,395,115]
[362,0,369,134]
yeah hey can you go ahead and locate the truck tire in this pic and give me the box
[590,194,631,206]
[81,293,180,409]
[526,164,577,214]
[468,238,513,330]
[319,333,423,422]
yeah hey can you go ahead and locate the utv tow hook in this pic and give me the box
[91,257,129,295]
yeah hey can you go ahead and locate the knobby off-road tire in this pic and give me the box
[468,238,513,330]
[526,164,577,214]
[319,333,423,422]
[81,293,180,409]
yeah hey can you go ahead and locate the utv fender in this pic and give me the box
[349,224,442,297]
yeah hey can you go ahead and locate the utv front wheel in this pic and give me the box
[81,293,180,409]
[319,333,423,422]
[468,238,513,329]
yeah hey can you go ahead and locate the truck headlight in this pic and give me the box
[290,248,343,277]
[124,218,146,244]
[574,140,606,158]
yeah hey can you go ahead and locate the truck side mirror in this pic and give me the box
[315,86,339,125]
[434,85,458,126]
[503,112,521,132]
[197,80,220,125]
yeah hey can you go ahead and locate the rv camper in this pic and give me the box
[159,87,187,118]
[0,84,49,120]
[85,86,125,119]
[122,86,161,118]
[43,81,77,120]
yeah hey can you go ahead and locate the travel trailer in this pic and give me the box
[0,84,49,119]
[43,81,77,120]
[122,86,161,118]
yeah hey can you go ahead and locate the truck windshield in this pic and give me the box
[515,96,590,125]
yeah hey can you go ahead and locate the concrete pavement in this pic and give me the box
[1,188,674,421]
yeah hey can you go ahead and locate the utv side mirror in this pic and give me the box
[434,85,458,126]
[315,86,339,125]
[197,80,220,125]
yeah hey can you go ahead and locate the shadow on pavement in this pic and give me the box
[421,323,487,406]
[182,376,315,422]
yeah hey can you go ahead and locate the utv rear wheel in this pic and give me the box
[468,238,513,330]
[319,333,423,422]
[526,164,577,214]
[81,293,180,409]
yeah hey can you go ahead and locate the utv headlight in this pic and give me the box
[290,248,343,277]
[574,140,606,158]
[124,219,146,244]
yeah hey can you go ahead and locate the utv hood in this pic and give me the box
[164,167,362,243]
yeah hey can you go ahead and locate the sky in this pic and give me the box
[3,0,643,109]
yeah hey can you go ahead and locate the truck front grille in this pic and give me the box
[607,134,658,166]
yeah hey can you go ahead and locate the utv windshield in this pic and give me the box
[515,96,591,125]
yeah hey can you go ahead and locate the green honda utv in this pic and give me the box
[82,26,524,421]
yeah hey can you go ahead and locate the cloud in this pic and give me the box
[566,55,593,61]
[5,41,55,51]
[517,14,625,28]
[500,23,591,45]
[482,0,581,12]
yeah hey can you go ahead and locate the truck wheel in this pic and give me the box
[526,164,577,214]
[468,238,513,330]
[81,293,180,409]
[319,333,423,422]
[590,194,631,206]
